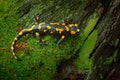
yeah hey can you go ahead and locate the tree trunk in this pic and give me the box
[1,0,119,80]
[16,0,120,79]
[87,0,120,80]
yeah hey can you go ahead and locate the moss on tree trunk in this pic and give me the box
[0,0,120,80]
[88,0,120,79]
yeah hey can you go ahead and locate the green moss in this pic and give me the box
[84,13,99,37]
[0,0,88,80]
[104,49,118,65]
[99,73,103,79]
[74,12,99,71]
[74,30,97,70]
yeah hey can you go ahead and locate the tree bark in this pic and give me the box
[13,0,120,80]
[88,0,120,79]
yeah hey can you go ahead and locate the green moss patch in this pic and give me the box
[74,30,97,70]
